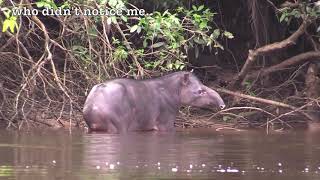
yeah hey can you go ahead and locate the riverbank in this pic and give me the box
[1,106,315,133]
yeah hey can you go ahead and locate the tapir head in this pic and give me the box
[179,72,226,109]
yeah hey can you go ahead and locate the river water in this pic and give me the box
[0,128,320,180]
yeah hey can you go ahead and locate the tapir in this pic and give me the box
[83,71,225,133]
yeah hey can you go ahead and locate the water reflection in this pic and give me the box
[0,130,83,180]
[0,129,320,179]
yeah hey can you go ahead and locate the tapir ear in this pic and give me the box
[182,73,190,85]
[190,69,194,73]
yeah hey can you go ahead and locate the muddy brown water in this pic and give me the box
[1,128,320,180]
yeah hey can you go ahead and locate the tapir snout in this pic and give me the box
[204,86,226,109]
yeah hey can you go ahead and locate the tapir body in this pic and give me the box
[83,71,225,133]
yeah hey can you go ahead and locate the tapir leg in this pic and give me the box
[84,109,118,133]
[155,113,176,131]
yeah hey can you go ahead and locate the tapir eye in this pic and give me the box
[197,89,206,95]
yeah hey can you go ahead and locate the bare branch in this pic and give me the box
[248,51,320,78]
[229,18,311,88]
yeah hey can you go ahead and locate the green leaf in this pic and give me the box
[2,20,10,32]
[193,14,201,23]
[116,1,125,9]
[179,64,185,70]
[224,31,234,39]
[214,42,224,50]
[163,10,169,16]
[193,37,206,45]
[192,5,197,11]
[199,21,207,29]
[35,1,55,9]
[206,39,213,46]
[143,39,148,48]
[2,8,11,18]
[279,13,286,22]
[198,5,204,11]
[176,7,183,12]
[111,16,117,24]
[137,26,142,34]
[50,1,58,10]
[9,21,17,33]
[108,0,117,7]
[36,1,47,8]
[130,25,139,33]
[212,29,220,38]
[306,6,312,13]
[2,16,17,33]
[120,15,127,22]
[60,2,70,9]
[150,42,165,48]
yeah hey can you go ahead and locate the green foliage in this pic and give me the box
[278,2,320,45]
[138,10,183,49]
[36,0,58,9]
[111,37,128,62]
[1,8,18,33]
[224,31,234,39]
[97,0,126,25]
[114,46,129,62]
[36,0,70,9]
[0,0,234,75]
[279,8,301,23]
[166,60,185,70]
[72,45,91,64]
[129,5,233,71]
[278,2,320,23]
[1,0,71,33]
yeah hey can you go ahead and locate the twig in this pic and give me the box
[210,106,277,119]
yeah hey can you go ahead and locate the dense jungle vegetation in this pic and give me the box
[0,0,319,131]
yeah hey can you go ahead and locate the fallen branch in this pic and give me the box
[247,51,320,78]
[216,88,295,108]
[213,87,316,121]
[229,18,311,89]
[261,97,320,127]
